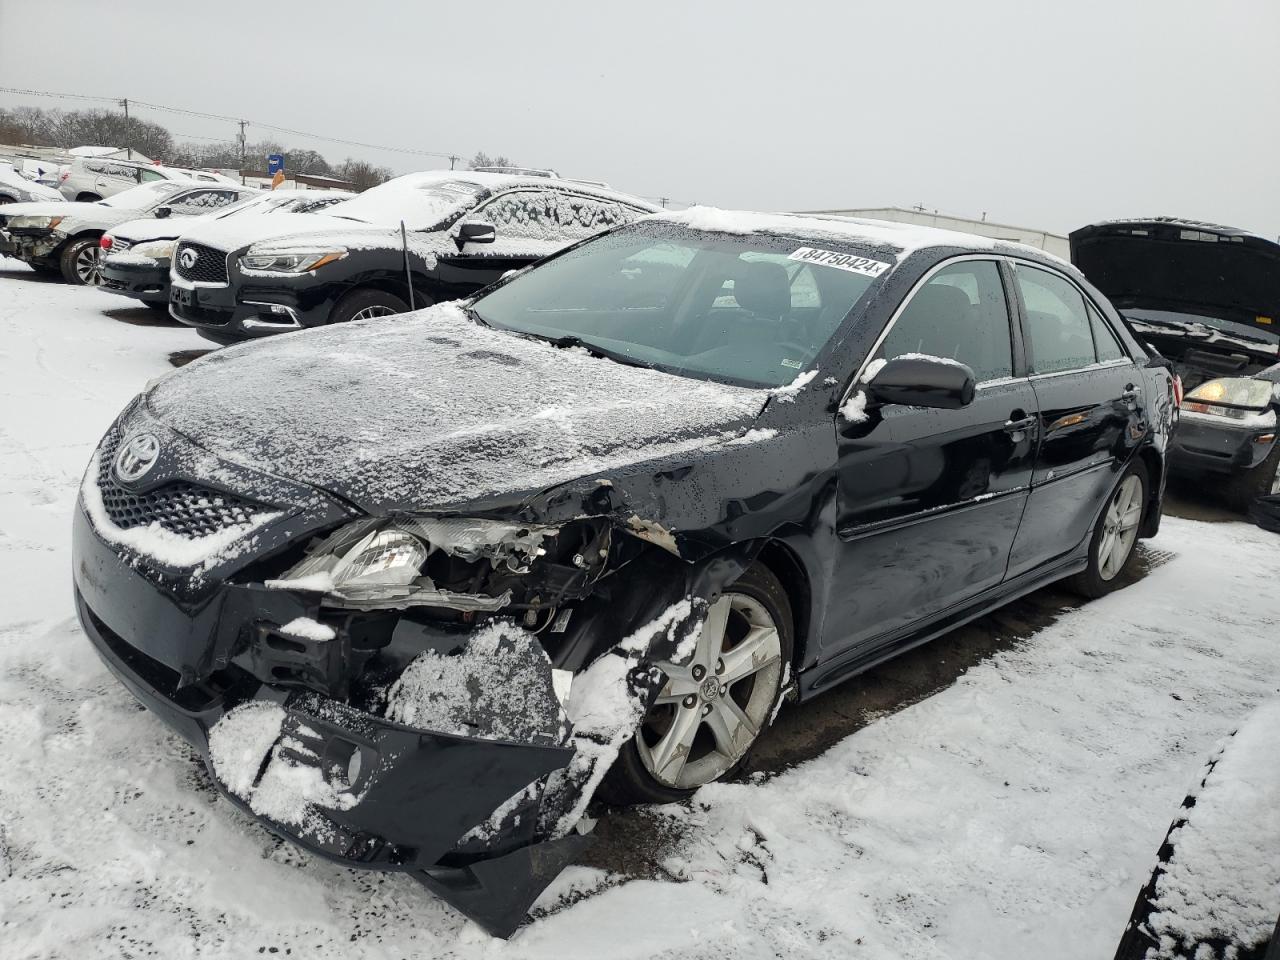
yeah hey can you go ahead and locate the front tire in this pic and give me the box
[328,288,411,326]
[600,562,793,805]
[59,236,104,286]
[1068,460,1149,599]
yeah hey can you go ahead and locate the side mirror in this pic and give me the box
[454,221,496,250]
[867,355,976,410]
[154,206,172,219]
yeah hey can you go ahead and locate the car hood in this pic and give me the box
[0,199,133,231]
[175,210,373,254]
[146,302,768,515]
[1070,219,1280,333]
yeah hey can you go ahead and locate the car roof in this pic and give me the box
[648,206,1068,264]
[379,170,659,210]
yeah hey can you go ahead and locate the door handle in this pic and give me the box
[1004,415,1036,433]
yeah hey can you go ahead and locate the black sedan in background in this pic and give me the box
[1072,218,1280,529]
[166,170,659,343]
[73,210,1175,935]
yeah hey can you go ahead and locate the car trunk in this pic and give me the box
[1070,219,1280,389]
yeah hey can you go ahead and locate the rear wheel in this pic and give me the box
[1068,460,1149,598]
[600,563,793,805]
[59,236,104,286]
[328,288,411,326]
[75,192,102,202]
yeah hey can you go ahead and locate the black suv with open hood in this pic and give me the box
[1072,218,1280,530]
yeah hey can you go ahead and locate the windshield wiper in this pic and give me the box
[528,332,657,370]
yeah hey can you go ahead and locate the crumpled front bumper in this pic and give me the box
[72,503,592,936]
[1169,409,1277,476]
[1,229,61,262]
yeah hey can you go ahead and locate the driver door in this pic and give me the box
[824,258,1040,667]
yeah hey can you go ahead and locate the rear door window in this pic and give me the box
[875,260,1014,382]
[167,189,241,215]
[1015,265,1098,374]
[1087,303,1126,362]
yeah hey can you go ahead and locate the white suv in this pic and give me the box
[57,157,232,202]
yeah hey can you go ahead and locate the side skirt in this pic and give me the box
[799,551,1087,699]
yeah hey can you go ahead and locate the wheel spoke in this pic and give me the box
[697,596,732,667]
[705,696,757,759]
[647,702,700,781]
[720,624,780,684]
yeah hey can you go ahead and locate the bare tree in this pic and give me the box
[334,158,393,190]
[469,151,518,170]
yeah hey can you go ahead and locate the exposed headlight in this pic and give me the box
[7,215,63,231]
[129,239,177,259]
[267,517,553,610]
[239,244,348,273]
[1183,377,1276,419]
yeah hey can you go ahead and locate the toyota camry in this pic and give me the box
[73,208,1176,935]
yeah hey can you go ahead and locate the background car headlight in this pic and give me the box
[8,215,63,230]
[129,239,177,259]
[239,245,348,273]
[1182,377,1275,418]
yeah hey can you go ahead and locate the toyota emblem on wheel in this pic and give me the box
[178,248,198,270]
[113,433,161,483]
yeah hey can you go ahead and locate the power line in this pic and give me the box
[0,85,461,163]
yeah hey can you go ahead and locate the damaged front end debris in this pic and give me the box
[75,491,756,937]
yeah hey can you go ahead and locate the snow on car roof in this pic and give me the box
[653,206,1067,264]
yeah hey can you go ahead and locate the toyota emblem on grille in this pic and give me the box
[178,248,198,270]
[114,433,161,483]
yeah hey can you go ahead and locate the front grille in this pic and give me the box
[109,238,133,253]
[173,242,229,285]
[96,429,272,538]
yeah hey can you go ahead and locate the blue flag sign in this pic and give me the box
[267,154,285,175]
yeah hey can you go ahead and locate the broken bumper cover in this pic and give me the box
[2,230,60,261]
[72,503,587,936]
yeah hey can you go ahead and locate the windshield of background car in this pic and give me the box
[323,177,486,229]
[1124,308,1280,347]
[470,224,890,388]
[100,181,187,211]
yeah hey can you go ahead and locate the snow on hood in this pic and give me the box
[145,303,767,513]
[174,210,371,253]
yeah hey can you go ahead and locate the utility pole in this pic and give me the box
[448,154,459,170]
[238,119,247,175]
[660,197,668,208]
[119,98,131,159]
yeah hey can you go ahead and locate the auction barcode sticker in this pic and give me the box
[788,247,891,278]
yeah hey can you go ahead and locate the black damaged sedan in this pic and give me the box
[73,210,1175,935]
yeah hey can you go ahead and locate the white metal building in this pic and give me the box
[795,206,1070,259]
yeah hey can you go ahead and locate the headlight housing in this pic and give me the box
[239,244,348,274]
[127,239,177,260]
[7,214,63,231]
[1182,377,1276,419]
[267,517,554,610]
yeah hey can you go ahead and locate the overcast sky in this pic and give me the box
[2,0,1277,237]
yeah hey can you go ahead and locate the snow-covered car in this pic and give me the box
[1072,218,1280,530]
[0,161,65,205]
[1113,699,1280,959]
[0,180,258,285]
[73,210,1175,935]
[55,155,227,202]
[100,190,352,310]
[166,170,659,343]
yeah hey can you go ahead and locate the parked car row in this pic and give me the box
[3,169,1277,935]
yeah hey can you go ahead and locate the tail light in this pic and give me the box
[1172,374,1184,406]
[99,235,112,251]
[59,171,69,182]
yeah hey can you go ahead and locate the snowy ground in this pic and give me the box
[0,260,1277,959]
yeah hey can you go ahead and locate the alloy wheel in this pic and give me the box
[75,245,103,286]
[350,305,398,321]
[637,593,784,789]
[1097,474,1143,581]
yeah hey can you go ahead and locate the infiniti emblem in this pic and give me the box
[178,248,198,270]
[114,433,160,483]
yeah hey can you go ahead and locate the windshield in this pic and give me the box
[1124,308,1280,347]
[324,177,486,229]
[100,181,187,211]
[470,224,886,388]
